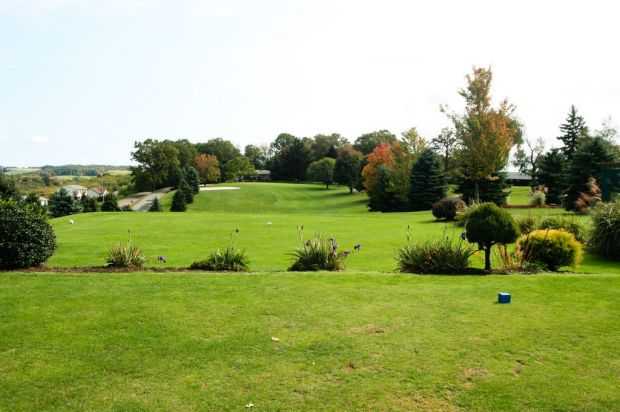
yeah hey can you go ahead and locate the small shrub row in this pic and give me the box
[516,215,587,242]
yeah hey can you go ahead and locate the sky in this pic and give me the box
[1,0,619,166]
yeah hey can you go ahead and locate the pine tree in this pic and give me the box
[564,137,616,211]
[456,173,509,206]
[48,188,76,217]
[534,149,567,205]
[100,193,120,211]
[184,166,200,194]
[409,149,446,210]
[149,197,162,212]
[178,179,194,204]
[80,195,98,212]
[368,166,401,212]
[170,190,187,212]
[558,105,589,161]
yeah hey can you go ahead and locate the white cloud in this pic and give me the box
[31,135,49,144]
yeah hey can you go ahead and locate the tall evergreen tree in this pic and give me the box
[184,166,200,194]
[48,188,76,217]
[80,195,98,212]
[368,166,392,212]
[456,172,509,206]
[178,179,194,204]
[100,193,120,211]
[409,149,446,210]
[558,105,589,161]
[170,190,187,212]
[149,197,162,212]
[534,149,567,205]
[564,137,616,211]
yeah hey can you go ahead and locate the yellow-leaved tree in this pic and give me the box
[445,67,521,202]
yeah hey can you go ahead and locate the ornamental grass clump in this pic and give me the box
[106,234,145,268]
[289,226,348,271]
[190,247,249,271]
[396,232,475,274]
[190,228,249,271]
[517,229,583,271]
[589,201,620,260]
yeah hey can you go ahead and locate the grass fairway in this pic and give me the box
[48,183,606,272]
[1,272,619,411]
[3,183,620,411]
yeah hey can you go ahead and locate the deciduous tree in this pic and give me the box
[446,67,521,202]
[194,154,221,184]
[307,157,336,189]
[334,145,363,193]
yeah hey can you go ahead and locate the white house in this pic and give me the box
[86,187,108,199]
[60,185,88,199]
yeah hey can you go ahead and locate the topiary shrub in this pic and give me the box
[289,233,348,271]
[190,246,249,271]
[170,190,187,212]
[589,201,620,260]
[517,229,583,271]
[465,203,520,271]
[0,200,56,269]
[539,216,586,243]
[396,235,475,274]
[432,196,466,221]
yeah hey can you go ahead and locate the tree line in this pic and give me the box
[129,67,619,212]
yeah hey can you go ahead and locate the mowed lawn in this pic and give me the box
[3,183,620,411]
[48,183,609,273]
[1,272,620,411]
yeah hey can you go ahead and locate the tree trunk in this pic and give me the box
[484,246,491,271]
[349,185,353,194]
[474,181,480,204]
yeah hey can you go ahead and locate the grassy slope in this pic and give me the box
[1,272,619,411]
[48,183,607,272]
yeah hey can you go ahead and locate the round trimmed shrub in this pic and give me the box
[0,200,56,269]
[465,203,520,271]
[517,229,583,271]
[432,196,466,221]
[589,201,620,260]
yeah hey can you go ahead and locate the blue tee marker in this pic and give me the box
[498,292,511,304]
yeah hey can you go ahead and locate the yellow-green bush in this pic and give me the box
[517,229,583,271]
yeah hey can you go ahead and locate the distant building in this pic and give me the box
[254,170,271,181]
[86,187,108,199]
[39,197,49,207]
[60,185,88,199]
[506,172,532,186]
